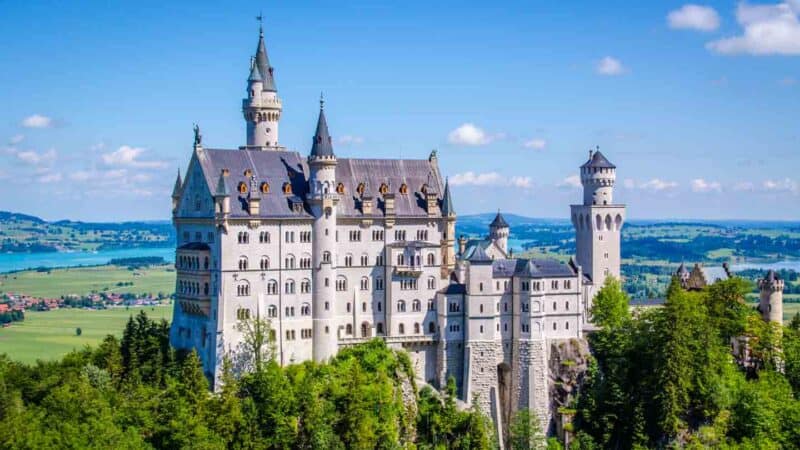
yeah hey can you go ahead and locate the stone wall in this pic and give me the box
[513,339,549,431]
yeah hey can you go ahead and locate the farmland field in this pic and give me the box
[0,306,172,363]
[0,264,175,298]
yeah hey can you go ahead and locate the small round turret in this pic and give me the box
[581,147,616,206]
[758,270,784,324]
[489,211,510,255]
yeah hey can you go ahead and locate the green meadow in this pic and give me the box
[0,306,173,364]
[0,264,175,298]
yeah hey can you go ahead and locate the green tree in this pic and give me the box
[509,408,546,450]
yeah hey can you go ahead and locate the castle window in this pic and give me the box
[259,231,270,243]
[376,277,384,290]
[282,182,292,194]
[301,303,311,316]
[428,322,435,333]
[427,299,435,311]
[238,256,248,271]
[323,251,331,263]
[479,304,484,313]
[553,301,557,311]
[362,302,367,312]
[379,183,389,195]
[421,184,428,194]
[377,322,384,335]
[284,255,295,269]
[553,322,557,330]
[398,323,405,334]
[268,305,277,318]
[336,276,347,292]
[301,279,311,293]
[357,183,366,195]
[238,231,249,244]
[566,321,569,330]
[397,300,406,312]
[360,277,369,290]
[399,183,408,194]
[412,299,421,312]
[237,281,250,297]
[267,280,278,295]
[361,254,368,266]
[345,254,353,267]
[427,253,435,265]
[244,169,253,177]
[346,324,353,335]
[336,183,345,195]
[285,279,295,294]
[238,182,248,194]
[259,256,270,270]
[414,323,420,334]
[479,282,484,292]
[260,182,270,194]
[346,303,351,313]
[236,308,251,320]
[427,277,436,290]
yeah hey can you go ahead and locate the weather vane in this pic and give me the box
[256,12,263,34]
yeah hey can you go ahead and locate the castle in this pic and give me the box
[169,26,625,433]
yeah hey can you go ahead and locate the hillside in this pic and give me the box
[0,211,174,253]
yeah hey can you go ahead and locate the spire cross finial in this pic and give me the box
[256,12,263,35]
[319,92,325,110]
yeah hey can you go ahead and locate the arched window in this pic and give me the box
[397,300,406,312]
[398,323,405,334]
[428,322,436,333]
[260,182,270,194]
[268,305,277,318]
[284,254,295,269]
[346,324,353,335]
[283,182,292,194]
[237,280,250,296]
[361,322,370,337]
[285,279,295,294]
[244,169,253,178]
[238,256,248,271]
[301,279,311,293]
[260,256,269,270]
[397,254,405,266]
[204,256,209,269]
[345,254,353,267]
[238,182,248,194]
[322,251,331,263]
[379,183,389,195]
[360,277,369,290]
[357,183,365,195]
[301,303,311,316]
[412,299,421,312]
[266,279,278,295]
[414,323,420,334]
[399,183,408,194]
[376,322,384,335]
[427,276,436,290]
[336,276,347,292]
[427,253,435,265]
[336,183,345,195]
[238,231,250,244]
[259,231,270,243]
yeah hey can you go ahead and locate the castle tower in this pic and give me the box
[242,25,282,150]
[570,148,626,283]
[441,178,457,278]
[308,97,339,362]
[489,211,510,256]
[759,270,784,324]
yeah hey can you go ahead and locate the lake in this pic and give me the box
[730,260,800,273]
[0,247,175,273]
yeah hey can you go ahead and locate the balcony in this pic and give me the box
[393,265,423,277]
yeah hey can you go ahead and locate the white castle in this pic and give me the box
[170,26,626,432]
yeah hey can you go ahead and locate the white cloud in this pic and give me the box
[336,135,364,146]
[69,171,92,182]
[21,114,53,128]
[707,1,800,55]
[557,175,582,189]
[668,4,721,31]
[523,138,547,150]
[15,148,57,166]
[595,56,626,76]
[733,181,756,191]
[763,178,799,193]
[639,178,679,191]
[102,145,168,169]
[9,135,24,145]
[691,178,722,192]
[40,172,62,183]
[450,171,503,186]
[509,176,533,188]
[447,123,496,146]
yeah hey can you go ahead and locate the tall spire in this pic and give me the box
[215,171,229,197]
[171,170,183,198]
[254,17,277,92]
[310,95,334,158]
[441,178,455,216]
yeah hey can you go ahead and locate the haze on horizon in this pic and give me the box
[0,1,798,222]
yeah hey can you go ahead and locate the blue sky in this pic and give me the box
[1,1,798,221]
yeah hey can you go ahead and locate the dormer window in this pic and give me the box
[244,169,253,177]
[399,184,408,195]
[260,182,270,194]
[357,183,365,195]
[336,183,345,195]
[283,182,292,195]
[421,184,429,194]
[379,183,389,195]
[238,182,248,194]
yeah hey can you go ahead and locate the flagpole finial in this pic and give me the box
[320,92,324,110]
[256,12,263,35]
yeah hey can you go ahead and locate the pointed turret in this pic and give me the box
[254,26,277,92]
[310,97,335,159]
[489,210,510,256]
[215,172,229,197]
[490,211,509,229]
[248,58,263,83]
[442,179,455,216]
[171,170,183,214]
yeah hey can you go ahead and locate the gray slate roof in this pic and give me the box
[468,245,492,263]
[441,179,455,216]
[581,150,616,169]
[196,148,445,219]
[310,108,334,158]
[254,30,277,92]
[490,211,509,228]
[491,258,577,278]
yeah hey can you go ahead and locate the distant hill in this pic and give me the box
[0,211,175,253]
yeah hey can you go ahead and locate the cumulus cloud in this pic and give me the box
[102,145,168,169]
[14,148,57,166]
[523,138,547,150]
[9,135,24,145]
[450,171,532,189]
[21,114,53,128]
[691,178,722,192]
[636,178,678,192]
[558,175,582,189]
[668,4,721,31]
[595,56,626,76]
[707,1,800,55]
[733,181,756,191]
[447,123,498,146]
[763,178,799,193]
[336,135,364,145]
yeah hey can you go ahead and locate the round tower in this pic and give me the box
[308,97,339,362]
[489,211,510,256]
[759,270,784,324]
[242,26,282,150]
[581,147,616,206]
